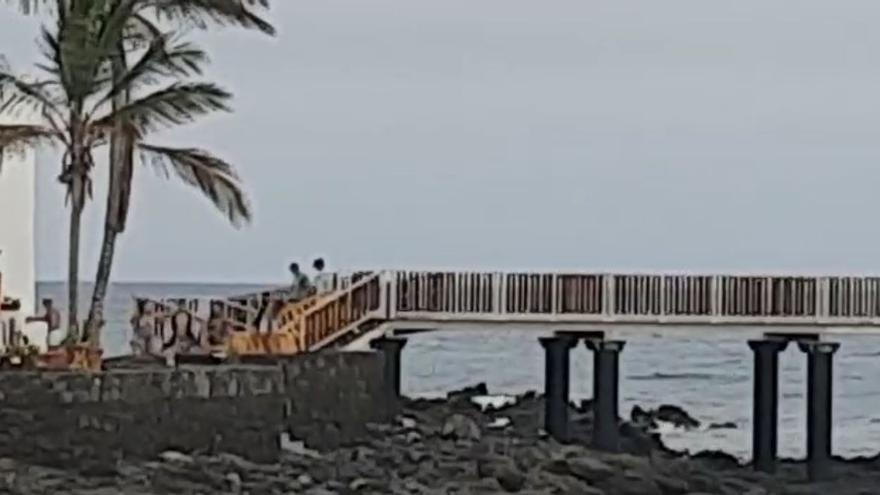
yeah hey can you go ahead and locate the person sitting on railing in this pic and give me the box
[130,299,156,356]
[206,300,231,347]
[254,291,273,332]
[313,258,333,295]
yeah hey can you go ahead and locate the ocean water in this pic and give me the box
[37,281,880,460]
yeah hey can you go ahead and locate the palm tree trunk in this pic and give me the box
[67,176,84,342]
[83,224,116,346]
[83,40,131,348]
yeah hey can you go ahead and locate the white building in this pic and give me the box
[0,119,42,351]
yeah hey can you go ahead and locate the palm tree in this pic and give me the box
[0,4,257,345]
[82,0,273,346]
[3,0,273,346]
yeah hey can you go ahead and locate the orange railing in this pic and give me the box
[300,273,383,350]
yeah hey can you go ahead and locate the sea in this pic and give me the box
[37,281,880,461]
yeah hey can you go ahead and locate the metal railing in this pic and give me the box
[129,270,880,357]
[384,270,880,324]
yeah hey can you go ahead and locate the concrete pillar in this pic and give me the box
[798,340,839,482]
[370,336,408,401]
[585,339,625,452]
[748,338,788,473]
[539,335,576,442]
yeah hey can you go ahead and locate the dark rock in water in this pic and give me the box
[656,405,701,430]
[708,421,737,431]
[630,405,658,430]
[690,450,742,470]
[446,383,488,401]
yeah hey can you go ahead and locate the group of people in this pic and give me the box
[127,257,335,357]
[288,257,334,301]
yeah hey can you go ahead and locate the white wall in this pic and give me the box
[0,119,41,350]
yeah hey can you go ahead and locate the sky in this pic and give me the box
[3,0,880,283]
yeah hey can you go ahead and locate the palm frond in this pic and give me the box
[98,34,208,109]
[0,63,62,118]
[148,0,275,35]
[0,123,57,173]
[3,0,50,15]
[138,143,252,227]
[89,81,230,140]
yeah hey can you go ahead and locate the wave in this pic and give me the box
[628,372,723,381]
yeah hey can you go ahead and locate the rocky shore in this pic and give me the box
[1,384,878,494]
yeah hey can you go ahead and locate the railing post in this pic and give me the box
[709,275,718,318]
[659,275,667,318]
[499,272,508,315]
[603,274,614,317]
[551,273,559,314]
[817,277,828,321]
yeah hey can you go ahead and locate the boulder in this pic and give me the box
[441,414,481,441]
[655,405,700,430]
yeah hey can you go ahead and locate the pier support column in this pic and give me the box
[798,340,839,482]
[586,339,625,452]
[370,336,408,402]
[748,338,788,474]
[539,336,576,442]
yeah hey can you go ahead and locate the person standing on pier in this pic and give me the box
[313,258,333,295]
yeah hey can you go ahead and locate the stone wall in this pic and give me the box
[0,351,391,468]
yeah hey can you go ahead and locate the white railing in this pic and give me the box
[380,270,880,326]
[131,270,880,356]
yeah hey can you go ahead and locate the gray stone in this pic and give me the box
[600,470,662,495]
[441,413,482,441]
[478,457,527,492]
[565,457,616,483]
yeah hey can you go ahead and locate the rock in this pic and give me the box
[690,450,742,470]
[569,457,617,482]
[447,383,489,401]
[297,474,314,487]
[350,477,385,491]
[405,431,423,443]
[441,413,481,441]
[159,451,194,464]
[656,405,700,430]
[654,474,691,494]
[478,457,526,492]
[488,417,512,430]
[224,472,242,493]
[406,449,429,463]
[631,406,658,429]
[398,416,418,430]
[708,422,737,430]
[600,469,662,495]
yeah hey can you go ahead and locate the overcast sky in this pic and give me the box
[3,0,880,283]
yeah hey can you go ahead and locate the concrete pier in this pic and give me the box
[799,340,839,482]
[586,338,625,452]
[370,336,408,403]
[749,338,788,473]
[539,335,576,442]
